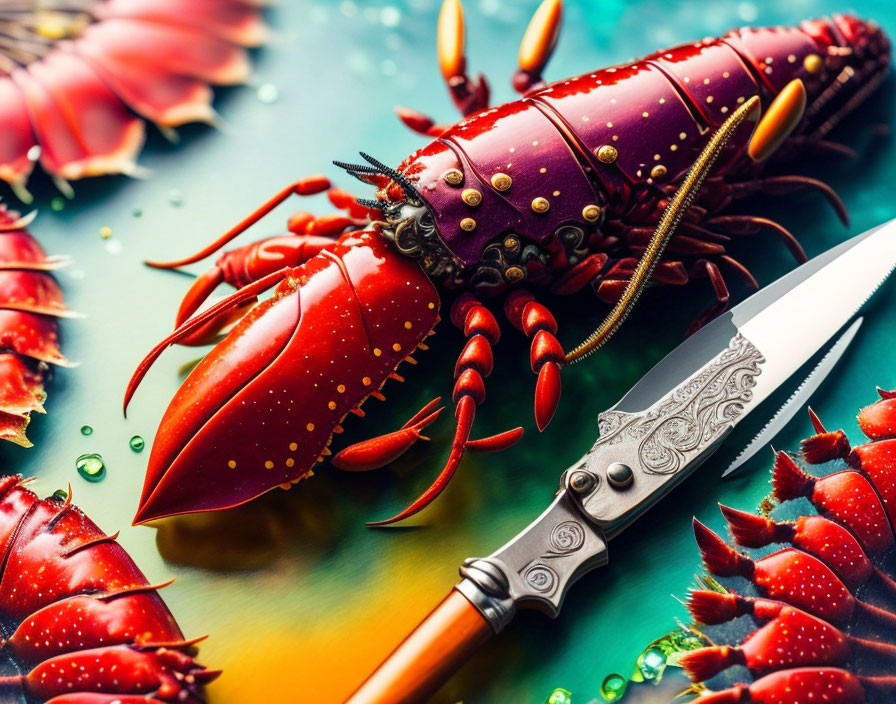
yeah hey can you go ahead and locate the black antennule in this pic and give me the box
[355,198,384,210]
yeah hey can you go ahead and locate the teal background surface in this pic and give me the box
[1,1,895,702]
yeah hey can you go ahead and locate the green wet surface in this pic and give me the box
[1,1,895,702]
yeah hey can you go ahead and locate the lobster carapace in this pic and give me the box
[126,2,890,525]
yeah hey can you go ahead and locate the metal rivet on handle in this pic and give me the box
[606,462,633,489]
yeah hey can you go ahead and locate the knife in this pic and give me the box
[346,219,896,704]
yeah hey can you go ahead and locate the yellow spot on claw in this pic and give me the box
[227,460,236,469]
[289,442,298,451]
[265,460,274,469]
[393,343,402,352]
[286,458,295,468]
[337,384,346,393]
[404,321,412,329]
[306,423,315,431]
[427,302,435,309]
[328,401,337,410]
[374,347,382,356]
[362,376,371,385]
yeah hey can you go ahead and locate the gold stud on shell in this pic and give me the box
[582,204,601,222]
[650,164,667,180]
[803,53,823,74]
[491,172,512,191]
[460,217,477,231]
[461,188,483,206]
[596,145,618,164]
[505,266,525,282]
[531,197,550,214]
[443,169,464,186]
[503,235,520,252]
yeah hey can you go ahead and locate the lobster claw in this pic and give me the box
[128,231,439,524]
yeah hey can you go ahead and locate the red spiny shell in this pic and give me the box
[699,668,865,704]
[0,476,215,702]
[750,549,855,624]
[692,390,896,703]
[0,206,70,446]
[790,515,874,590]
[773,452,894,555]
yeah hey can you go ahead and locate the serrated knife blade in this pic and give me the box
[722,316,863,477]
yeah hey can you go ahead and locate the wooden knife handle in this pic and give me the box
[345,588,492,704]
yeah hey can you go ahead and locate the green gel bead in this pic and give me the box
[76,453,106,482]
[80,425,93,436]
[129,435,145,452]
[52,489,68,502]
[546,689,572,704]
[50,197,65,211]
[600,674,627,702]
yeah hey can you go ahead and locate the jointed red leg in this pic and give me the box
[504,290,563,431]
[396,0,562,136]
[332,398,444,472]
[368,295,521,526]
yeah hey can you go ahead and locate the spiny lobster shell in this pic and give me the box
[0,475,216,703]
[0,205,72,447]
[684,388,896,703]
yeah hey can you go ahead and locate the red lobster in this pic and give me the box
[125,2,890,525]
[0,205,73,447]
[682,389,896,703]
[0,475,217,703]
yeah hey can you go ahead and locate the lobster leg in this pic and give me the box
[123,268,290,414]
[368,295,521,526]
[172,234,337,345]
[728,175,849,226]
[504,290,564,431]
[145,175,333,269]
[396,0,561,135]
[332,398,444,472]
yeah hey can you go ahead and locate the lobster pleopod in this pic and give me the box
[126,2,891,526]
[0,205,73,447]
[0,475,217,703]
[683,389,896,703]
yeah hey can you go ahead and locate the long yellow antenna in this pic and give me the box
[564,95,761,365]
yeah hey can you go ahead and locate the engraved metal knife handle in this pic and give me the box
[456,486,609,633]
[574,333,764,538]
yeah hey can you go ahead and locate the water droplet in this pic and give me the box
[257,83,279,103]
[129,435,145,453]
[132,207,143,217]
[80,425,93,436]
[105,239,123,255]
[168,189,184,207]
[52,488,68,502]
[50,197,65,211]
[637,647,666,681]
[600,674,627,702]
[99,225,112,239]
[546,689,572,704]
[76,453,106,482]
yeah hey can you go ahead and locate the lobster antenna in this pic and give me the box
[358,151,421,200]
[564,95,761,365]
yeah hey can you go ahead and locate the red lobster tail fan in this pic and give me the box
[686,590,745,625]
[771,451,813,502]
[693,519,755,579]
[720,504,791,548]
[802,429,852,464]
[680,646,744,682]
